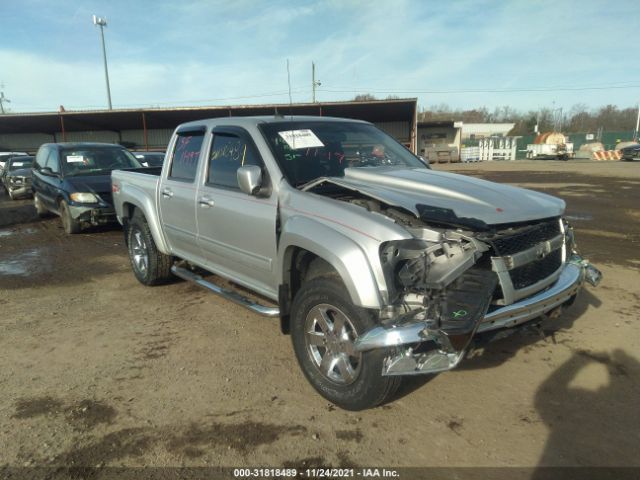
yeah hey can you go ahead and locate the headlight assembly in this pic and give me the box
[70,192,100,204]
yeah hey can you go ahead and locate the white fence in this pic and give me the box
[462,137,518,162]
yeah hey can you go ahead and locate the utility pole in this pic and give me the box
[312,62,321,103]
[634,102,640,142]
[0,83,10,114]
[93,15,113,110]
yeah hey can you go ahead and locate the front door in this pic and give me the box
[196,127,278,299]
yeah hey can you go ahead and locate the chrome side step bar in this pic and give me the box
[171,265,280,317]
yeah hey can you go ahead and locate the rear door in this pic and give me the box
[158,126,206,261]
[195,127,278,298]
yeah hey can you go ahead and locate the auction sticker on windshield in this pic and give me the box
[13,162,24,166]
[278,129,324,149]
[66,155,85,163]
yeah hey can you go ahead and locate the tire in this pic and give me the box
[127,210,173,285]
[290,277,401,411]
[59,200,81,234]
[34,193,49,218]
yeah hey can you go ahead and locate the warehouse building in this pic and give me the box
[0,98,418,154]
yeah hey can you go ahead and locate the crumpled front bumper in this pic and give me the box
[353,255,602,376]
[8,185,32,198]
[68,204,116,225]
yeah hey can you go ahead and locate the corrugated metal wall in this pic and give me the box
[374,121,411,143]
[0,129,174,153]
[63,130,119,143]
[0,133,54,151]
[1,124,409,153]
[120,129,173,150]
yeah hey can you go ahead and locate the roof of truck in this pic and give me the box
[177,115,371,130]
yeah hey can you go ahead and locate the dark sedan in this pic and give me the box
[621,143,640,161]
[31,143,141,234]
[1,156,34,200]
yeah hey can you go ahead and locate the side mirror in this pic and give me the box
[237,165,263,196]
[41,167,57,176]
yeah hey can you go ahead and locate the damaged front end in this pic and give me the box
[353,220,602,377]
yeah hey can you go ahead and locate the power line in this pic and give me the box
[317,82,640,95]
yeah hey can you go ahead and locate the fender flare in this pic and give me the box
[119,185,170,255]
[278,216,382,309]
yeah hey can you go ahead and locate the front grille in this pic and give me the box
[490,219,561,256]
[509,249,562,289]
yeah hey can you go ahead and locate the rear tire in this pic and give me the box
[290,277,400,411]
[127,210,173,285]
[60,200,81,234]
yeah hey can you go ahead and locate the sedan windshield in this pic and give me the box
[259,121,424,186]
[9,159,33,170]
[60,147,141,176]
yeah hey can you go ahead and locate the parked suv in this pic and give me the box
[32,142,141,233]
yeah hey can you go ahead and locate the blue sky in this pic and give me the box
[1,0,639,113]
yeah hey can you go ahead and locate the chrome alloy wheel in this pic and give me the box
[131,228,149,276]
[304,304,362,385]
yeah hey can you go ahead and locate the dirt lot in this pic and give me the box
[0,160,639,473]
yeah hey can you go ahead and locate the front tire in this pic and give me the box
[34,193,49,217]
[60,200,81,234]
[290,278,400,411]
[127,210,173,285]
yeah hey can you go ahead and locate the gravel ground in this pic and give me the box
[0,160,638,474]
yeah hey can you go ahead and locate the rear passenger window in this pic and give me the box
[207,134,261,189]
[169,132,204,182]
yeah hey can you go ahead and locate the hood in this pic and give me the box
[304,167,565,229]
[65,174,112,195]
[7,168,33,177]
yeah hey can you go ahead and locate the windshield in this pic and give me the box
[259,121,424,186]
[60,147,141,176]
[9,159,33,170]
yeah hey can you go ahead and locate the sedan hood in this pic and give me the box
[305,167,565,229]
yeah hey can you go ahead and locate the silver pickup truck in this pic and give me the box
[112,116,601,410]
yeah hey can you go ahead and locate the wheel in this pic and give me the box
[34,193,49,218]
[290,277,401,411]
[59,200,81,234]
[127,210,173,285]
[8,189,15,200]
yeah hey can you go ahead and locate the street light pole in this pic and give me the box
[93,15,112,110]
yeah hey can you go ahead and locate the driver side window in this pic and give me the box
[45,149,60,174]
[207,133,261,189]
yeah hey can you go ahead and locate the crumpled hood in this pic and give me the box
[305,167,565,228]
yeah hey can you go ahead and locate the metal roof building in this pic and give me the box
[0,98,418,154]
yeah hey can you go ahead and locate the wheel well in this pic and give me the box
[121,203,139,245]
[279,247,340,334]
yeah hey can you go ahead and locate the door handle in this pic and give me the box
[162,188,173,198]
[198,196,215,208]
